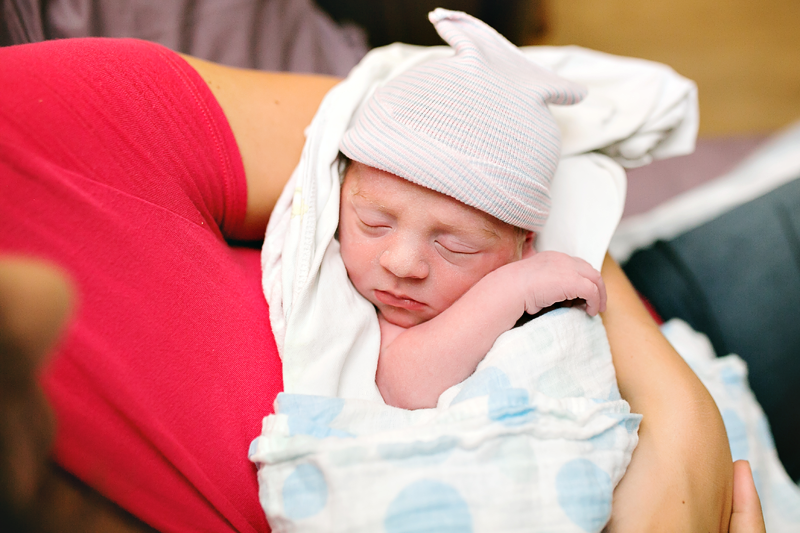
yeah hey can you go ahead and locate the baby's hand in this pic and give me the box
[502,251,607,317]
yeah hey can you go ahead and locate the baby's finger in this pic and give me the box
[564,260,605,315]
[578,277,603,316]
[595,273,607,313]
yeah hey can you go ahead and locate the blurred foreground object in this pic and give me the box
[0,257,153,532]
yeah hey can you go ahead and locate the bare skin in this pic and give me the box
[178,54,340,241]
[730,460,766,533]
[1,53,765,532]
[600,255,733,532]
[0,259,758,533]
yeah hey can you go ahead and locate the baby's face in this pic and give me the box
[339,162,525,329]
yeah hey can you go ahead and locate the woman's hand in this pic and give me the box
[729,460,766,533]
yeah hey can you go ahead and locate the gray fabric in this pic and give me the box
[1,0,45,46]
[42,0,368,76]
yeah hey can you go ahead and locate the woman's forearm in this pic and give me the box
[600,254,733,532]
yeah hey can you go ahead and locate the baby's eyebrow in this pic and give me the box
[348,174,381,204]
[477,223,502,241]
[351,188,389,211]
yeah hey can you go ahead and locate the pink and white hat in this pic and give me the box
[340,9,587,231]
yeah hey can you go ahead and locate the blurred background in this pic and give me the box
[538,0,800,136]
[4,0,799,136]
[314,0,800,213]
[316,0,800,136]
[531,0,800,214]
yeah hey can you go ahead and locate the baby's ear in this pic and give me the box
[521,231,536,258]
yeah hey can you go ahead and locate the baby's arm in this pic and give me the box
[376,251,606,409]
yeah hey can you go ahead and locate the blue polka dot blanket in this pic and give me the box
[253,9,750,532]
[251,307,639,532]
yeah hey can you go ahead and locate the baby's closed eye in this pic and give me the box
[434,238,481,257]
[355,210,392,233]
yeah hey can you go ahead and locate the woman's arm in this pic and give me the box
[181,58,737,529]
[601,254,734,532]
[179,55,341,240]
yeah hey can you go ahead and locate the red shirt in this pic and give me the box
[0,38,281,532]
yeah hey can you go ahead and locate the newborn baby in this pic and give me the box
[251,13,643,531]
[336,11,605,410]
[338,161,606,410]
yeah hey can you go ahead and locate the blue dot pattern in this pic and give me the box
[282,463,328,520]
[719,365,745,396]
[253,309,647,532]
[755,414,776,451]
[590,428,617,451]
[451,367,511,404]
[451,367,538,426]
[385,480,473,533]
[607,412,642,435]
[721,408,749,461]
[277,393,352,439]
[556,459,613,532]
[487,387,538,426]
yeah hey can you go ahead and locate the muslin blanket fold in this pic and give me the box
[251,308,640,532]
[254,17,699,531]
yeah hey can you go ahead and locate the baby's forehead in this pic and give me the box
[344,162,518,238]
[346,162,471,209]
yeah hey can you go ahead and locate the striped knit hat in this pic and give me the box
[340,9,587,231]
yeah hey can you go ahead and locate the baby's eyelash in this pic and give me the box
[357,218,390,233]
[435,241,478,255]
[359,219,384,227]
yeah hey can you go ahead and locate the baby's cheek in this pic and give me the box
[435,259,504,307]
[436,276,476,308]
[341,247,373,300]
[339,243,359,284]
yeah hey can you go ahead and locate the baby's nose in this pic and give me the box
[379,245,429,279]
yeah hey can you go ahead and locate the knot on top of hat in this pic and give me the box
[428,8,585,107]
[340,9,587,231]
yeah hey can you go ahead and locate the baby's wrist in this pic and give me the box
[482,263,528,316]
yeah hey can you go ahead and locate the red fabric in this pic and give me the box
[637,292,664,325]
[0,38,281,532]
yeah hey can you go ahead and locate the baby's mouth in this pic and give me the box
[374,290,426,311]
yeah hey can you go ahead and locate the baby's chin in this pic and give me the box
[377,306,433,330]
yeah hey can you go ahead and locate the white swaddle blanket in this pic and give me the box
[252,35,699,532]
